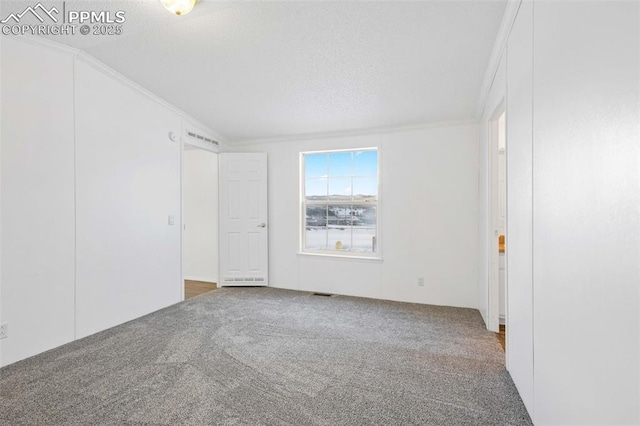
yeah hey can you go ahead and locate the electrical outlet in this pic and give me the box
[0,323,7,339]
[418,277,425,287]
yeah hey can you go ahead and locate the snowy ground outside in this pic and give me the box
[305,227,376,252]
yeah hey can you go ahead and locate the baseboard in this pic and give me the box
[480,309,489,328]
[499,315,506,325]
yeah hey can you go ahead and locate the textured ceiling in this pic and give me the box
[15,0,506,142]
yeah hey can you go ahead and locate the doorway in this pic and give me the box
[182,144,219,299]
[489,104,507,351]
[497,110,506,350]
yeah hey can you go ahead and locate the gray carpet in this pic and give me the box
[0,288,532,425]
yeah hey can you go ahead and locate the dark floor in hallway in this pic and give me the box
[185,279,217,299]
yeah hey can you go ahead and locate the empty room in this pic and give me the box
[0,0,638,425]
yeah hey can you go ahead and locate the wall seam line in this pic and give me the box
[72,55,77,341]
[530,0,536,420]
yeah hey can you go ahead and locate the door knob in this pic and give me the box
[257,223,266,228]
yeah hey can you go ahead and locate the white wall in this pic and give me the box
[532,1,639,424]
[74,58,183,339]
[506,0,534,414]
[0,38,219,366]
[480,0,640,422]
[0,39,3,366]
[235,122,480,308]
[0,38,76,366]
[183,149,219,283]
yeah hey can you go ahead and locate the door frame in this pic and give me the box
[488,101,506,333]
[180,131,220,301]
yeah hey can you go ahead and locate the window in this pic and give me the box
[301,148,379,257]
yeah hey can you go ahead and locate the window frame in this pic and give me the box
[299,147,381,260]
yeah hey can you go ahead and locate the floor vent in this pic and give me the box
[223,277,266,284]
[312,292,333,297]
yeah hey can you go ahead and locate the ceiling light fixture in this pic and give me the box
[160,0,198,16]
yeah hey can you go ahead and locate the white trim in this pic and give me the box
[299,147,378,155]
[475,0,522,120]
[76,53,225,142]
[11,35,227,145]
[180,124,185,302]
[299,148,381,259]
[232,119,478,147]
[488,102,506,333]
[183,137,219,154]
[296,252,383,263]
[72,51,77,340]
[13,34,80,56]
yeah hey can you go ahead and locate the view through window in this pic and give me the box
[302,149,378,255]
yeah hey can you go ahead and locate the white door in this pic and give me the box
[219,153,268,286]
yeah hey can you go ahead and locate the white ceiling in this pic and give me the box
[31,0,506,142]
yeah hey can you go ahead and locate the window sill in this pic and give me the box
[297,252,383,262]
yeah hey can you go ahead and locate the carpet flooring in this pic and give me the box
[0,288,532,425]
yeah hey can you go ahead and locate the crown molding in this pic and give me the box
[74,52,225,143]
[5,33,81,56]
[475,0,522,119]
[229,118,479,147]
[6,35,227,144]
